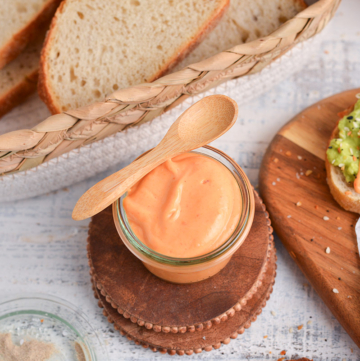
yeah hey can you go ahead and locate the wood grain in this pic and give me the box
[259,88,360,348]
[88,190,274,334]
[93,247,276,356]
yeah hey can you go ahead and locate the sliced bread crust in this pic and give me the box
[38,0,230,114]
[0,35,46,119]
[0,0,61,69]
[325,105,360,214]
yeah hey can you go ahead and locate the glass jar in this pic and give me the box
[113,145,255,284]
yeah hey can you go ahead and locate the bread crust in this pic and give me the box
[0,70,38,119]
[38,0,230,114]
[325,103,360,213]
[0,0,62,70]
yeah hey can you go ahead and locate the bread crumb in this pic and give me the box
[297,324,303,330]
[333,288,339,294]
[280,350,286,355]
[285,151,291,156]
[336,216,340,220]
[347,295,352,299]
[277,358,285,361]
[263,335,268,339]
[323,216,329,221]
[305,170,312,176]
[325,247,330,254]
[345,191,351,195]
[296,201,302,207]
[274,158,279,163]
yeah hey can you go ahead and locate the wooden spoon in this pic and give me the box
[72,95,238,220]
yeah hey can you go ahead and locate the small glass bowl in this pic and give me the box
[113,146,255,284]
[0,294,108,360]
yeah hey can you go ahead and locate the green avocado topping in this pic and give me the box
[327,99,360,183]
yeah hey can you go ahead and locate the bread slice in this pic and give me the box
[38,0,230,114]
[174,0,307,71]
[0,0,61,69]
[325,105,360,214]
[0,34,45,119]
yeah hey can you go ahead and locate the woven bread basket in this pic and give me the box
[0,0,339,201]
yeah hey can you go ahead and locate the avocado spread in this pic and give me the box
[327,99,360,183]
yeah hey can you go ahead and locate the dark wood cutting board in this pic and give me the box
[259,88,360,348]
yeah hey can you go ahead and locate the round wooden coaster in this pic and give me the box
[93,247,276,355]
[88,190,273,334]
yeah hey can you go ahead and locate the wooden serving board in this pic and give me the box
[88,191,274,334]
[259,88,360,348]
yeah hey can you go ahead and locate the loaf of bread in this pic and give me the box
[174,0,307,71]
[0,0,61,69]
[0,35,45,119]
[38,0,230,113]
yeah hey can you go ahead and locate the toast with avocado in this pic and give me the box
[326,98,360,213]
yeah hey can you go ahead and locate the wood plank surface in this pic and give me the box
[259,88,360,348]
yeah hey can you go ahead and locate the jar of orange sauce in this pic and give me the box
[112,145,255,284]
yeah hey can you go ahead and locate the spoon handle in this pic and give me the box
[72,144,177,220]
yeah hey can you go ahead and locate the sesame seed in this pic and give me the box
[296,173,300,179]
[271,311,276,316]
[277,178,280,182]
[298,155,302,160]
[323,216,329,221]
[325,247,330,254]
[287,215,292,218]
[350,148,353,155]
[331,160,335,164]
[272,182,276,186]
[296,201,302,206]
[274,158,279,163]
[344,126,350,131]
[305,170,312,176]
[307,320,312,325]
[289,327,293,333]
[338,227,342,230]
[333,288,339,294]
[338,163,344,167]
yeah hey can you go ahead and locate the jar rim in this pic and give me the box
[114,145,253,266]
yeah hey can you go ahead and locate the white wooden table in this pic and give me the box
[0,1,359,359]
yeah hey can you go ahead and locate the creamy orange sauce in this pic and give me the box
[123,152,241,258]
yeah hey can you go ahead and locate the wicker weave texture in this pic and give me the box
[0,0,340,176]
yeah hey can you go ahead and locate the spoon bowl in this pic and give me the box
[176,95,238,145]
[72,95,238,221]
